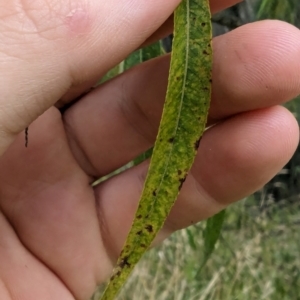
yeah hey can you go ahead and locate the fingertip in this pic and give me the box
[211,20,300,119]
[195,105,299,204]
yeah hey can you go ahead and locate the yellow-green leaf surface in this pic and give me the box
[100,0,212,299]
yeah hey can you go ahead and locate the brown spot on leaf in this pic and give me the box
[145,224,153,233]
[168,137,175,143]
[194,138,201,150]
[136,230,142,235]
[118,256,131,269]
[179,175,187,191]
[178,170,182,176]
[152,190,157,196]
[137,215,142,219]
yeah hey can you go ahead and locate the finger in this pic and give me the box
[60,0,243,106]
[210,20,300,121]
[0,0,181,154]
[59,0,242,104]
[63,20,300,177]
[0,212,75,300]
[94,106,299,262]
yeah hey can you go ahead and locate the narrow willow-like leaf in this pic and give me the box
[124,42,165,70]
[200,210,226,271]
[100,63,124,83]
[100,42,164,84]
[257,0,296,22]
[133,147,153,166]
[100,0,212,298]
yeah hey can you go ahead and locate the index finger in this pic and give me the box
[0,0,186,154]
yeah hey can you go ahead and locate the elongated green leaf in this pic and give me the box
[133,147,153,166]
[200,210,226,270]
[100,42,164,83]
[256,0,296,23]
[100,0,212,298]
[123,42,165,70]
[100,63,124,83]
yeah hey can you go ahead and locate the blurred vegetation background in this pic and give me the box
[93,1,300,299]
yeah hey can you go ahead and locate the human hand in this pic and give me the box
[0,0,299,299]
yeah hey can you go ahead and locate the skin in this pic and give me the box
[0,0,299,299]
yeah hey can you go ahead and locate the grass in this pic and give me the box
[93,195,300,300]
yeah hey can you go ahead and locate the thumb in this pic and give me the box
[0,0,180,154]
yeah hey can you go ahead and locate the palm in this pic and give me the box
[0,108,106,299]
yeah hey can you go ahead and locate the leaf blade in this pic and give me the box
[100,0,212,298]
[201,210,226,270]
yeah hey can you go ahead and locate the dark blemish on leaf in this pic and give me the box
[145,224,153,233]
[178,170,182,176]
[209,78,212,84]
[118,256,131,269]
[136,230,142,235]
[194,138,201,150]
[201,22,206,27]
[152,190,157,196]
[137,215,142,219]
[203,50,209,55]
[179,175,187,191]
[111,271,121,281]
[141,243,147,248]
[168,137,175,143]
